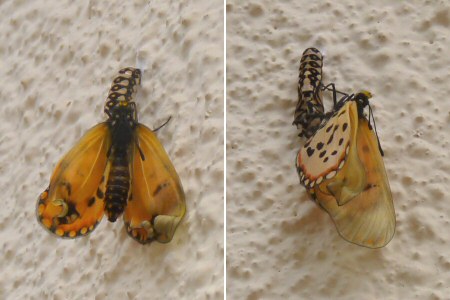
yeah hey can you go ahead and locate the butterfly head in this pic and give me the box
[354,90,372,104]
[352,90,371,115]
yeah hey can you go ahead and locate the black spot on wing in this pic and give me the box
[319,150,327,158]
[364,184,376,191]
[304,139,311,148]
[153,182,169,196]
[67,202,78,215]
[342,123,348,131]
[307,147,315,157]
[339,138,344,146]
[327,133,334,145]
[96,188,104,199]
[88,197,96,207]
[316,142,324,150]
[66,183,72,196]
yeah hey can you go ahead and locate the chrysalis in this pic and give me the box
[293,47,325,138]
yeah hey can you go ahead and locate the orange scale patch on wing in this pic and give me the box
[36,123,111,238]
[124,124,185,244]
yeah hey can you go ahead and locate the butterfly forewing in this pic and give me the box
[124,124,186,244]
[37,123,111,238]
[297,101,354,188]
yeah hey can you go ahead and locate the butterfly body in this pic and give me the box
[37,68,186,244]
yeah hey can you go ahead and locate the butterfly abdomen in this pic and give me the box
[293,47,324,138]
[105,146,130,222]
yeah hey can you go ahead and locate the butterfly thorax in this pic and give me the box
[108,104,136,144]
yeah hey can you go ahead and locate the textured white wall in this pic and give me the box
[227,1,450,299]
[0,1,223,299]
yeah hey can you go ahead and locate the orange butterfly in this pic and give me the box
[37,68,186,244]
[296,90,395,248]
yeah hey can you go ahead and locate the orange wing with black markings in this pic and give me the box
[37,123,111,238]
[124,124,186,244]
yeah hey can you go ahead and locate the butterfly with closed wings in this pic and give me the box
[294,49,395,248]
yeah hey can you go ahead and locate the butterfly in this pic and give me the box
[37,67,186,244]
[293,47,325,138]
[295,88,395,248]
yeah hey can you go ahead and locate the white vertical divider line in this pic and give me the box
[223,0,227,298]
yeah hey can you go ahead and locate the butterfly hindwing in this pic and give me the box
[297,99,395,248]
[297,101,356,195]
[124,124,186,244]
[37,123,111,238]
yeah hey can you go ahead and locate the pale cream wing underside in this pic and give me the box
[297,101,353,189]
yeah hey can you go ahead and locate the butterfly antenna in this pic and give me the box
[153,116,172,132]
[134,138,145,160]
[106,145,113,158]
[367,103,384,156]
[130,102,139,122]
